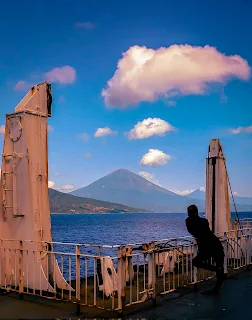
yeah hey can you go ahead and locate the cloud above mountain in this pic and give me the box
[102,44,251,108]
[48,180,75,192]
[127,118,175,140]
[138,171,160,185]
[140,149,171,167]
[48,180,56,188]
[94,127,118,137]
[173,189,195,196]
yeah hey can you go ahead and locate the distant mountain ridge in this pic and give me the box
[48,188,146,213]
[71,169,205,213]
[186,189,252,211]
[71,169,252,213]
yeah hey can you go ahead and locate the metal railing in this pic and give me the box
[0,227,251,312]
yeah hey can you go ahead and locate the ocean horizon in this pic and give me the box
[51,212,252,246]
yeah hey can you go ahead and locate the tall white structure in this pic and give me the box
[205,138,232,234]
[0,83,70,292]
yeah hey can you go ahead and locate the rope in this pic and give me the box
[221,154,245,238]
[222,157,240,225]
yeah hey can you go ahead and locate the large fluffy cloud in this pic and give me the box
[230,126,252,134]
[140,149,171,167]
[127,118,175,140]
[44,66,76,84]
[94,127,117,137]
[102,44,251,108]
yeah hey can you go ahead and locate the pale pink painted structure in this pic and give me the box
[205,138,232,234]
[0,83,71,292]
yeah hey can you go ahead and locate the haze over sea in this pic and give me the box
[51,212,252,246]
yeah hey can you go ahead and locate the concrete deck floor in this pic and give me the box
[0,269,251,319]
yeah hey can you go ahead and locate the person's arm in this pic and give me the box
[185,218,194,236]
[203,218,212,232]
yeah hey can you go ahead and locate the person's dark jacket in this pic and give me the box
[185,215,224,256]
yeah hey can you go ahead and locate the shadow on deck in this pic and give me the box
[0,267,251,319]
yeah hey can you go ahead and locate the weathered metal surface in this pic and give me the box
[0,83,70,293]
[0,230,251,311]
[206,138,232,234]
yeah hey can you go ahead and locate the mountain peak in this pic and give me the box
[110,168,131,174]
[71,168,204,212]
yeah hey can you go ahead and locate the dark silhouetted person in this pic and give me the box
[185,204,225,295]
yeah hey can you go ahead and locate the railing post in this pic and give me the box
[223,232,228,274]
[19,241,24,300]
[75,245,81,315]
[151,251,156,307]
[246,219,249,237]
[234,220,238,237]
[193,239,198,291]
[117,247,126,313]
[246,235,250,269]
[147,244,156,305]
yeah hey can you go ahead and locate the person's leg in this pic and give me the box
[201,251,225,295]
[193,253,217,272]
[213,252,225,291]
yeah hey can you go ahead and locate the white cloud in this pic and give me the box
[127,118,175,140]
[14,80,31,91]
[59,184,75,191]
[79,133,89,142]
[48,125,53,132]
[102,44,251,108]
[230,126,252,134]
[138,171,154,180]
[138,171,160,186]
[173,189,195,196]
[48,180,75,192]
[140,149,171,167]
[84,152,92,158]
[48,180,55,188]
[0,125,5,134]
[44,66,76,84]
[200,186,206,192]
[74,22,96,30]
[94,127,118,137]
[233,191,238,196]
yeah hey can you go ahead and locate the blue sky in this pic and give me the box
[0,0,251,196]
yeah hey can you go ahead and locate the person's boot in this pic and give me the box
[201,267,225,295]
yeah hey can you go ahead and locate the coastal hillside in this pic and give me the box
[48,188,146,213]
